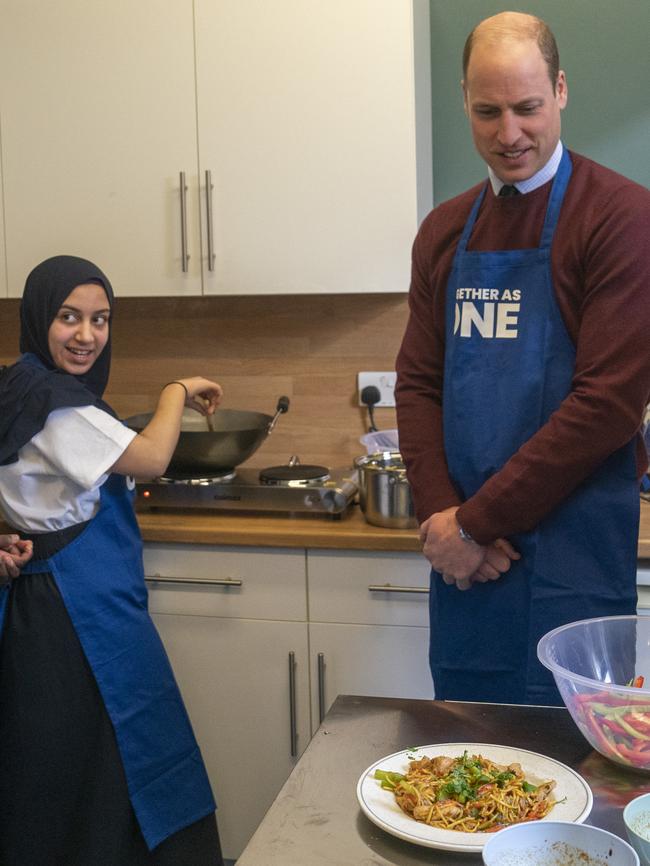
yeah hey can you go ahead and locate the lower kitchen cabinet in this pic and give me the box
[307,550,433,733]
[141,542,432,858]
[309,622,432,733]
[143,544,310,861]
[151,614,309,860]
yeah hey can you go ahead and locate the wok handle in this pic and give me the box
[267,395,290,433]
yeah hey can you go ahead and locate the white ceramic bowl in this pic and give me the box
[482,820,639,865]
[624,792,650,866]
[537,616,650,771]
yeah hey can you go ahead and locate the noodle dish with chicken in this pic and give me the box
[375,750,559,833]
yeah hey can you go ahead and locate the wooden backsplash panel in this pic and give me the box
[1,293,410,470]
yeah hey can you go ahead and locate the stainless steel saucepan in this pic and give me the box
[125,396,289,475]
[354,451,417,529]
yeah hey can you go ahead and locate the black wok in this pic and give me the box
[125,396,289,476]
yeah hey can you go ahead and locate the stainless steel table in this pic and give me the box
[236,695,650,865]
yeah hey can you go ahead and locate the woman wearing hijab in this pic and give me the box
[0,256,225,865]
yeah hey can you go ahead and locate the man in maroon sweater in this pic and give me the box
[395,11,650,704]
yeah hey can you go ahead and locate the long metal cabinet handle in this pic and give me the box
[317,652,326,724]
[205,169,215,272]
[288,651,298,757]
[179,171,189,272]
[145,574,242,587]
[368,583,429,594]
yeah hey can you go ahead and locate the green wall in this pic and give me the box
[429,0,650,203]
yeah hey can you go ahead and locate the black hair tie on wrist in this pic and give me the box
[164,381,189,399]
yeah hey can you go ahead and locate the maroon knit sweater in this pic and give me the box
[395,151,650,545]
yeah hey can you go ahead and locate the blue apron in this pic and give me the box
[431,149,639,705]
[0,473,216,850]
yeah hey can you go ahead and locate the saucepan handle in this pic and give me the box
[267,396,290,433]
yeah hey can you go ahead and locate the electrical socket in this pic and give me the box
[357,371,396,407]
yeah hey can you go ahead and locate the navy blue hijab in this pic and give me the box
[0,255,115,466]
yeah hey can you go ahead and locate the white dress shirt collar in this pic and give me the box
[488,141,564,196]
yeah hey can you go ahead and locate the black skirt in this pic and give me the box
[0,533,224,866]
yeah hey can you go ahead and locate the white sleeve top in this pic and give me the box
[0,405,137,532]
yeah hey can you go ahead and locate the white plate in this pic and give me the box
[356,742,593,853]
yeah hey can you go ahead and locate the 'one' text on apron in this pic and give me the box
[454,287,522,338]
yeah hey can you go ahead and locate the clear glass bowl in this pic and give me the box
[537,616,650,772]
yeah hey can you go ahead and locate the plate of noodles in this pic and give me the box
[356,743,593,853]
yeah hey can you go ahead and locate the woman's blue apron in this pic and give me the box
[0,473,216,850]
[431,149,639,705]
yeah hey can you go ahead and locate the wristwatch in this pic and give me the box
[458,523,477,544]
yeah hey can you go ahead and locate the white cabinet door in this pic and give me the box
[152,613,310,861]
[0,0,202,298]
[144,542,310,859]
[307,549,432,732]
[0,0,430,298]
[144,543,307,621]
[309,621,432,735]
[308,549,430,627]
[194,0,430,295]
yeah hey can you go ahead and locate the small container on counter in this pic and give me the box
[482,820,639,866]
[624,792,650,866]
[353,451,417,530]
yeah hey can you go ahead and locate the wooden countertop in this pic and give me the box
[136,502,421,552]
[136,499,650,555]
[3,501,649,556]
